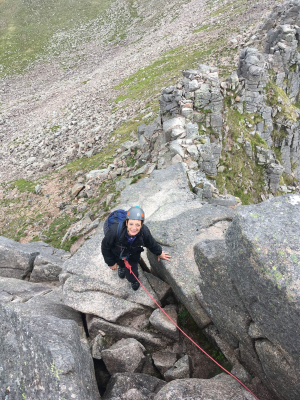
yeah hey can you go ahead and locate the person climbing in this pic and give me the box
[101,206,171,291]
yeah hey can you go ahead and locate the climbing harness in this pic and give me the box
[123,258,260,400]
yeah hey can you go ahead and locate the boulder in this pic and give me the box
[30,253,64,282]
[153,374,256,399]
[0,236,40,279]
[152,351,177,374]
[0,237,70,280]
[147,203,235,329]
[0,277,52,302]
[102,373,166,400]
[86,169,109,180]
[0,298,99,400]
[119,162,235,329]
[149,305,179,340]
[101,338,146,375]
[225,194,300,399]
[163,117,186,133]
[164,355,192,382]
[90,333,108,359]
[144,272,172,302]
[87,316,168,349]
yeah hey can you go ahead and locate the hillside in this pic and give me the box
[0,0,288,250]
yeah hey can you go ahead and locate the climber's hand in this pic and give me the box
[109,263,118,270]
[158,252,171,262]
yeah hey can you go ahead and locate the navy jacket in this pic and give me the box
[101,221,162,266]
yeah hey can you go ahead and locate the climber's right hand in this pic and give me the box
[109,263,118,270]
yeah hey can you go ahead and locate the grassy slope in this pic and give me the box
[0,0,135,77]
[0,0,282,247]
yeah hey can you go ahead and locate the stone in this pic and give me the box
[255,339,300,400]
[86,169,109,180]
[163,117,186,133]
[186,122,199,139]
[130,164,149,177]
[120,140,135,151]
[0,277,51,302]
[266,161,284,194]
[225,194,300,399]
[35,184,42,194]
[0,237,69,281]
[153,373,255,399]
[116,178,133,192]
[30,253,64,282]
[102,373,166,400]
[90,334,108,359]
[71,183,85,197]
[231,363,252,384]
[87,316,167,349]
[171,126,186,139]
[149,305,179,340]
[248,323,264,339]
[101,338,146,375]
[152,351,177,374]
[171,154,183,164]
[169,143,185,158]
[208,194,237,207]
[186,145,199,159]
[164,355,192,382]
[0,236,40,280]
[255,147,275,165]
[0,299,99,400]
[144,272,172,302]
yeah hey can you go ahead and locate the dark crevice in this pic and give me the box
[81,312,89,338]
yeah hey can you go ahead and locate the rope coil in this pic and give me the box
[123,258,260,400]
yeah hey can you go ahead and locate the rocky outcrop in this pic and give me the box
[0,278,99,400]
[119,162,235,329]
[193,194,300,400]
[0,237,70,281]
[153,374,255,400]
[101,338,146,375]
[102,373,166,400]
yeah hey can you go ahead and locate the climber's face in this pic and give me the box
[126,219,142,236]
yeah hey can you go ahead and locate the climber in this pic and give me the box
[101,206,171,291]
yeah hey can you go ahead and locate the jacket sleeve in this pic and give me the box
[101,226,117,266]
[142,225,162,256]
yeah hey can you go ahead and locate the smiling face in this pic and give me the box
[126,219,142,236]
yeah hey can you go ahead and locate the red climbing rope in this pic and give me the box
[123,258,260,400]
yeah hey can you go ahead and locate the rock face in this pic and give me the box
[225,194,300,399]
[102,373,166,400]
[0,237,70,281]
[101,338,146,375]
[149,305,179,340]
[153,374,255,400]
[194,194,300,400]
[0,279,99,400]
[120,162,235,329]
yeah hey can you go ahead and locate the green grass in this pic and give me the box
[193,24,210,34]
[0,0,117,77]
[266,80,298,122]
[114,38,225,111]
[10,179,36,193]
[178,306,232,376]
[215,107,268,205]
[42,214,77,250]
